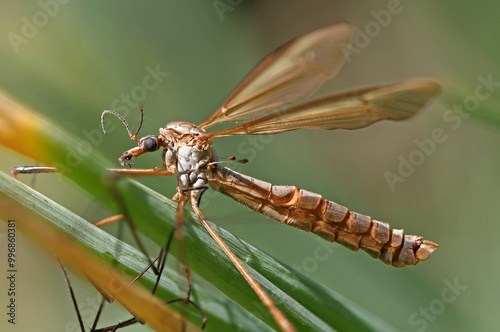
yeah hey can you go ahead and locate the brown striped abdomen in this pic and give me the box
[208,166,437,267]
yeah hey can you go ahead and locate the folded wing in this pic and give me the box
[199,22,353,129]
[205,78,441,137]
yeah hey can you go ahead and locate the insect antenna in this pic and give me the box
[101,105,145,143]
[135,105,144,137]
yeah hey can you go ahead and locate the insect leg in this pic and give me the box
[166,297,207,330]
[11,165,58,180]
[57,256,86,332]
[153,194,206,330]
[93,317,136,332]
[90,298,107,332]
[91,254,164,332]
[93,214,125,227]
[189,194,295,332]
[171,195,190,331]
[97,194,205,332]
[12,164,175,179]
[13,166,92,330]
[107,167,175,176]
[105,177,162,275]
[11,166,127,228]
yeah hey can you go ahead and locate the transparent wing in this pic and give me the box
[199,22,353,129]
[204,79,441,137]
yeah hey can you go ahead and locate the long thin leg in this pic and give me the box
[152,226,178,295]
[94,295,209,332]
[11,166,57,180]
[108,167,175,176]
[93,214,125,227]
[105,179,160,276]
[98,195,205,332]
[11,164,169,330]
[94,317,137,332]
[154,193,189,291]
[91,297,107,332]
[173,195,193,332]
[153,194,206,330]
[12,165,175,178]
[129,254,160,286]
[16,167,89,330]
[167,298,207,330]
[158,195,189,331]
[57,256,86,332]
[190,195,295,332]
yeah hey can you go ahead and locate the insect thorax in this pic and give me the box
[161,121,217,191]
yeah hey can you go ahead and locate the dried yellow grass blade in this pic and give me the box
[0,89,50,162]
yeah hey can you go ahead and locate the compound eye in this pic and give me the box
[143,136,158,152]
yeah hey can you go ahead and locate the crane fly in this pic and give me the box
[14,22,440,331]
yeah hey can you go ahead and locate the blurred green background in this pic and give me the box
[0,1,499,331]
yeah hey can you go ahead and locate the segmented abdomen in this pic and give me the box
[208,166,437,267]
